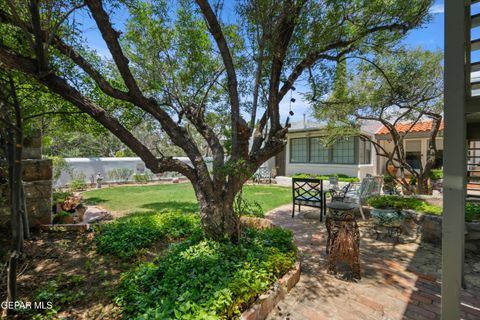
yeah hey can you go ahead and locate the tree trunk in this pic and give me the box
[195,185,240,243]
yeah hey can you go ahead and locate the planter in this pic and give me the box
[371,208,405,228]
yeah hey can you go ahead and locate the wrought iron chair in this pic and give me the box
[329,183,351,202]
[340,176,383,220]
[292,178,324,221]
[254,167,272,184]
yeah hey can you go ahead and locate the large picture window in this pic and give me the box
[289,136,370,165]
[290,138,308,163]
[332,137,355,164]
[310,138,329,163]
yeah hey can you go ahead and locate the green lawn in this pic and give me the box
[83,183,291,215]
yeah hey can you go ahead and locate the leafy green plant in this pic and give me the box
[367,195,442,214]
[107,168,134,182]
[50,156,72,185]
[53,210,72,224]
[429,169,443,180]
[115,227,296,319]
[466,203,480,222]
[68,170,87,191]
[94,211,201,259]
[52,191,71,204]
[133,171,155,183]
[234,189,264,217]
[291,173,360,182]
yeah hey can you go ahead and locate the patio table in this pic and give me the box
[326,201,361,279]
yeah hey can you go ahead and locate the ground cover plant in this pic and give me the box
[291,173,360,183]
[83,183,292,215]
[116,227,296,319]
[94,211,201,260]
[367,195,443,215]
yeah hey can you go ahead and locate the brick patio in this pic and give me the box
[265,205,480,320]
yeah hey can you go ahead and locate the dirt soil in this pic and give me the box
[0,228,168,320]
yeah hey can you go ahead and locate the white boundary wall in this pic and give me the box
[55,157,212,187]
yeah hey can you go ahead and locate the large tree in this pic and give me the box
[0,0,432,241]
[316,48,443,194]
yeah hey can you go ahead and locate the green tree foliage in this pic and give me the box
[0,0,433,240]
[315,48,443,194]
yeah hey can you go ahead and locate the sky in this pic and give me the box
[75,0,445,123]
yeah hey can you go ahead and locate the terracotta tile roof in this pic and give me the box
[376,120,444,135]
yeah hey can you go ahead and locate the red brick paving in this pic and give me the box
[264,205,480,320]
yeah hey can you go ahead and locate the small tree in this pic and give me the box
[0,73,29,316]
[316,48,443,194]
[0,0,432,240]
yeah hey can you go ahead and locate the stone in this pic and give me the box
[22,159,53,181]
[465,242,478,252]
[466,231,480,240]
[472,262,480,273]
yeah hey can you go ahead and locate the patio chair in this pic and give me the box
[329,183,351,202]
[254,167,272,184]
[340,176,383,220]
[292,178,325,221]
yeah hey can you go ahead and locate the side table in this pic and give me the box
[326,201,361,280]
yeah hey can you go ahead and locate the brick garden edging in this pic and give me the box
[240,261,301,320]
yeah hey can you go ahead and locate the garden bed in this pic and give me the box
[1,209,298,319]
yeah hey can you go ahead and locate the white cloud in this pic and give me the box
[429,4,444,14]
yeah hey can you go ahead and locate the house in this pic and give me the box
[272,119,380,178]
[374,120,444,175]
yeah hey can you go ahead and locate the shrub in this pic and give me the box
[291,173,360,183]
[68,170,87,191]
[466,203,480,222]
[115,227,296,319]
[107,168,134,182]
[367,195,442,214]
[94,211,201,259]
[429,169,443,180]
[69,178,87,191]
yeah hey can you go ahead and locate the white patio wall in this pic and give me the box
[55,157,212,187]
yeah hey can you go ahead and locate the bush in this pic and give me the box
[69,178,87,191]
[466,203,480,222]
[94,211,201,259]
[115,227,296,319]
[107,168,134,182]
[367,195,442,214]
[429,169,443,180]
[291,173,360,183]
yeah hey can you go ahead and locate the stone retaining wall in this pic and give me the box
[401,209,480,251]
[0,131,52,228]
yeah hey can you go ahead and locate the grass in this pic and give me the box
[83,183,292,215]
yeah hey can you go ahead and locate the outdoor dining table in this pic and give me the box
[326,201,361,280]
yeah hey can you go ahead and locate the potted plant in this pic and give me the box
[367,196,405,228]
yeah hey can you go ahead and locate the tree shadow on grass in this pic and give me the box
[141,201,199,214]
[84,197,106,205]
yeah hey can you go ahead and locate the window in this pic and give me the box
[358,138,372,164]
[405,140,422,170]
[332,137,355,164]
[290,138,308,163]
[289,136,363,164]
[310,138,329,163]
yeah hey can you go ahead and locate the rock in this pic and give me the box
[466,232,480,240]
[465,242,478,252]
[472,262,480,273]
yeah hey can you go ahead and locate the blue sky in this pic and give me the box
[75,0,445,122]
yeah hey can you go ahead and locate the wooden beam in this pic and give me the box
[442,0,467,319]
[472,13,480,28]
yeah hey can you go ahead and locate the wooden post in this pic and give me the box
[442,0,467,318]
